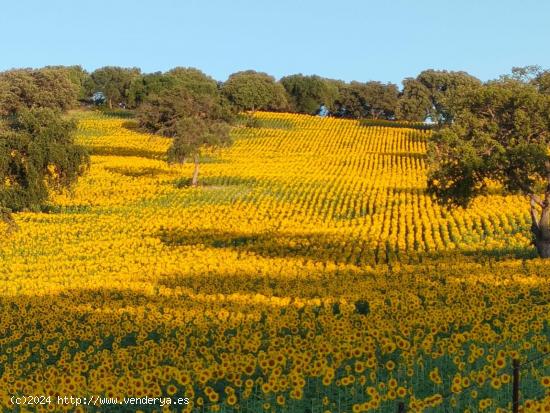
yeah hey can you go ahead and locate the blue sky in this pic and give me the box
[1,0,549,85]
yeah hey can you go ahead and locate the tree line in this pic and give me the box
[0,65,492,122]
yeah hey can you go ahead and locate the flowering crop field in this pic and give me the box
[0,111,548,412]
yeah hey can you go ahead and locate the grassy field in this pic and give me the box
[0,111,548,412]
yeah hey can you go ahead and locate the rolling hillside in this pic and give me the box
[0,111,548,412]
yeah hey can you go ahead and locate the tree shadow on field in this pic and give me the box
[414,245,537,265]
[393,185,510,198]
[87,146,165,160]
[172,175,260,192]
[156,269,372,298]
[157,226,539,267]
[194,155,230,164]
[198,175,261,187]
[157,228,353,264]
[121,120,140,130]
[106,166,168,178]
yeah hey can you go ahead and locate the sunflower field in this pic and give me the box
[0,111,548,412]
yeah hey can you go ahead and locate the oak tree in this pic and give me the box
[221,71,288,112]
[280,74,340,115]
[427,79,550,257]
[0,68,80,116]
[0,108,89,218]
[87,67,141,109]
[417,69,481,124]
[397,78,432,122]
[334,81,398,119]
[137,85,231,186]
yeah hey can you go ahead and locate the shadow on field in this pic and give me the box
[199,175,261,187]
[171,176,260,193]
[417,245,537,263]
[379,239,537,265]
[192,155,230,164]
[156,270,371,298]
[88,146,165,159]
[393,185,510,198]
[157,226,538,266]
[121,120,140,130]
[106,166,168,177]
[157,228,352,264]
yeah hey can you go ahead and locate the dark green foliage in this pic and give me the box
[221,70,288,112]
[397,78,432,122]
[137,85,232,186]
[0,108,89,212]
[427,79,550,207]
[535,71,550,95]
[416,69,481,124]
[280,74,340,114]
[334,83,362,118]
[0,68,80,116]
[426,76,550,257]
[137,85,231,136]
[44,65,90,101]
[87,66,141,109]
[167,117,231,164]
[126,67,220,109]
[166,67,219,99]
[334,81,399,119]
[127,72,176,108]
[506,65,543,83]
[500,65,550,96]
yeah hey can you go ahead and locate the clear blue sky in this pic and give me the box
[1,0,549,85]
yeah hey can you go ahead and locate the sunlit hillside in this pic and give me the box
[0,111,548,412]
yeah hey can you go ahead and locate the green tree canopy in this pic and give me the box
[334,82,364,118]
[87,66,141,108]
[167,67,219,98]
[137,85,232,186]
[280,74,340,114]
[0,108,89,215]
[533,70,550,95]
[221,70,288,112]
[397,78,432,122]
[0,68,80,116]
[427,79,550,257]
[127,68,222,109]
[127,72,176,108]
[44,65,90,101]
[335,81,398,119]
[416,69,481,124]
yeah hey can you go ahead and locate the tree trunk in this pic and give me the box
[535,237,550,258]
[108,98,112,109]
[0,207,18,234]
[191,154,199,187]
[530,199,550,258]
